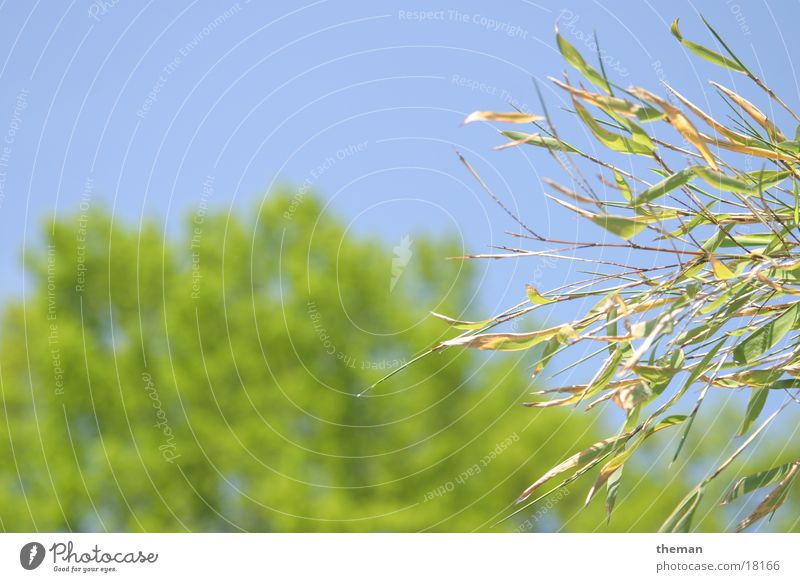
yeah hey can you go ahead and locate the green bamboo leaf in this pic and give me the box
[651,414,689,432]
[634,106,666,123]
[718,233,776,247]
[747,169,791,189]
[738,388,768,436]
[605,467,623,522]
[694,167,789,195]
[590,412,689,506]
[660,486,704,532]
[676,323,717,346]
[517,433,630,503]
[671,19,746,73]
[501,131,579,153]
[703,227,736,255]
[650,351,685,396]
[556,28,611,93]
[733,303,800,364]
[736,463,800,531]
[795,177,800,226]
[591,347,624,391]
[613,170,632,201]
[431,312,494,331]
[671,339,727,463]
[698,278,744,313]
[777,140,800,154]
[442,324,577,352]
[632,364,681,385]
[591,214,648,240]
[721,369,783,388]
[723,462,798,504]
[635,167,695,207]
[532,336,561,378]
[615,115,655,149]
[709,255,736,280]
[463,111,544,125]
[526,284,553,305]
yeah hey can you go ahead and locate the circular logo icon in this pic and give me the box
[20,542,46,570]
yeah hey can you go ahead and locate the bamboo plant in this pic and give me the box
[441,17,800,532]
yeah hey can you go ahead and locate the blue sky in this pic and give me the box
[1,0,798,319]
[3,0,800,532]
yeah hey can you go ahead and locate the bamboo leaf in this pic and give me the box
[629,87,719,169]
[532,336,561,378]
[736,463,800,531]
[500,131,579,153]
[709,256,736,280]
[613,170,632,201]
[738,388,768,436]
[671,19,746,73]
[710,81,786,142]
[635,167,695,207]
[526,284,553,305]
[442,324,577,351]
[733,303,800,364]
[555,28,611,93]
[587,414,687,506]
[671,339,727,462]
[665,82,755,144]
[660,486,704,532]
[573,99,654,156]
[552,78,662,121]
[517,433,631,503]
[605,467,623,521]
[723,462,798,504]
[464,111,544,125]
[694,166,789,195]
[706,138,798,162]
[591,214,648,240]
[431,312,494,331]
[718,233,777,247]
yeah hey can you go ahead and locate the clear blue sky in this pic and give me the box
[1,0,798,318]
[3,1,800,532]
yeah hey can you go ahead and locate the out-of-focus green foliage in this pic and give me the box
[0,190,784,532]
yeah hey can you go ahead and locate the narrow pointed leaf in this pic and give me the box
[671,19,746,73]
[556,28,611,93]
[738,388,768,436]
[464,111,544,125]
[736,463,800,531]
[442,324,576,351]
[501,131,579,153]
[635,167,695,206]
[660,487,704,532]
[591,214,648,240]
[517,433,630,503]
[527,284,553,305]
[723,462,798,504]
[733,303,800,364]
[574,99,654,155]
[431,312,494,331]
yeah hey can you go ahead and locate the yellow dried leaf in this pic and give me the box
[464,111,544,125]
[710,82,786,142]
[629,87,718,169]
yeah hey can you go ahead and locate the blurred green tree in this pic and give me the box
[0,190,782,532]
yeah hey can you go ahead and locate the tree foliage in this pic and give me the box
[0,190,704,532]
